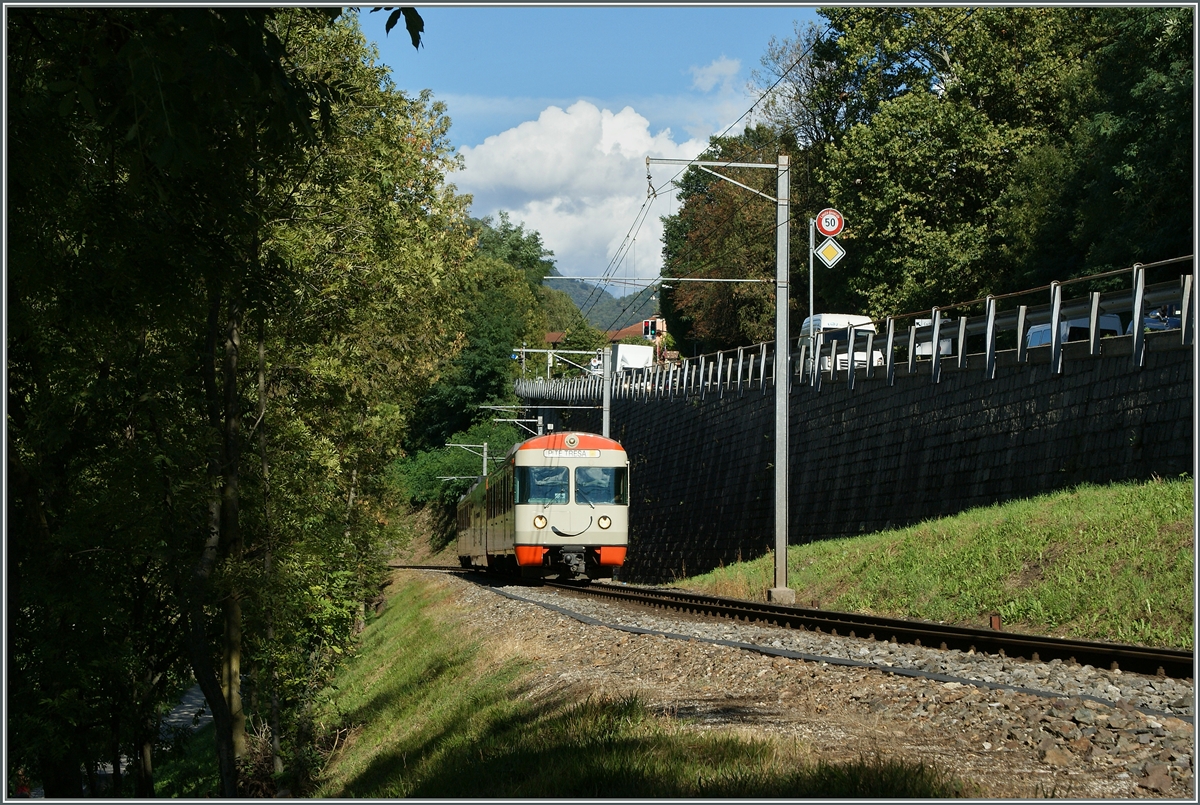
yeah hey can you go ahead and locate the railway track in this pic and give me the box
[387,565,1193,680]
[388,563,470,572]
[544,580,1195,681]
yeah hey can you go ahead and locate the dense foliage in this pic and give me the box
[7,8,480,797]
[662,7,1193,350]
[389,212,606,546]
[660,125,809,352]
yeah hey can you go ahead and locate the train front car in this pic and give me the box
[513,431,629,581]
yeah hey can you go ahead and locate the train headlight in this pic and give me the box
[598,515,612,529]
[533,515,548,529]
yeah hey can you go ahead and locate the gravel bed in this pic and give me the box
[521,583,1196,718]
[419,570,1196,799]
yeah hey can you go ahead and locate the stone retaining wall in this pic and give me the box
[528,332,1193,583]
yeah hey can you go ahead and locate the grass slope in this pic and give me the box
[682,478,1195,649]
[313,573,968,798]
[154,724,219,798]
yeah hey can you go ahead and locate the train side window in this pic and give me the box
[574,467,628,506]
[516,466,569,505]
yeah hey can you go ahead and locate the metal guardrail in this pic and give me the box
[515,261,1194,403]
[515,340,784,403]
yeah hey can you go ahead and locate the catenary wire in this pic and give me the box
[580,9,983,337]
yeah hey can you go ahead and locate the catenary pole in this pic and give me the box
[645,155,794,602]
[809,218,815,361]
[771,156,794,602]
[602,346,612,438]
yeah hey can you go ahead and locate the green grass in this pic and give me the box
[683,477,1195,649]
[154,723,220,798]
[311,572,970,798]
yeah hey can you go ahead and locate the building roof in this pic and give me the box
[605,323,646,342]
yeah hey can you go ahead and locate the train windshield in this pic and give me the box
[515,466,569,505]
[574,467,629,506]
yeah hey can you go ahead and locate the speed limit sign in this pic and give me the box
[816,208,844,237]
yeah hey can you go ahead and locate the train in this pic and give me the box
[456,431,629,581]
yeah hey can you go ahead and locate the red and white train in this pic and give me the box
[456,431,629,581]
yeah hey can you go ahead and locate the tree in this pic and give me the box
[751,20,853,157]
[8,7,475,796]
[668,9,1192,336]
[405,251,543,453]
[538,287,608,356]
[372,6,425,49]
[474,211,558,288]
[660,126,819,353]
[821,91,1030,317]
[204,10,475,791]
[9,7,346,794]
[811,7,1180,316]
[1059,8,1193,272]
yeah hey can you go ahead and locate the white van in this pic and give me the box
[1026,314,1122,349]
[798,313,883,371]
[913,318,954,357]
[612,343,654,371]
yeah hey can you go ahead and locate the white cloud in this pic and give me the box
[458,101,710,290]
[689,56,741,93]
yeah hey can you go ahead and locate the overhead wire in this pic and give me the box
[579,8,980,337]
[648,7,1007,345]
[588,148,794,337]
[585,139,787,329]
[572,191,660,318]
[567,157,670,320]
[634,20,835,214]
[568,19,836,325]
[646,8,979,303]
[617,20,840,297]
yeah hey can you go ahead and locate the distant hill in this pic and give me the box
[544,272,659,332]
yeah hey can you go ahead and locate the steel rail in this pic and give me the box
[545,581,1194,680]
[388,563,470,573]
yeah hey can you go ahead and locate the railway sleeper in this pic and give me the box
[556,584,1193,679]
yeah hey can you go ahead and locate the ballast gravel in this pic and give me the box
[522,583,1195,718]
[411,570,1196,799]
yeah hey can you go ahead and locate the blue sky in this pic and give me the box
[359,5,821,291]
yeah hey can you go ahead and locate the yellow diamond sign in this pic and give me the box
[815,236,846,268]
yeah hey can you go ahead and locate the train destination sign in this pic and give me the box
[543,449,601,458]
[815,208,844,237]
[815,237,846,268]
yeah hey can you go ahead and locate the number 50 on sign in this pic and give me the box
[816,208,844,237]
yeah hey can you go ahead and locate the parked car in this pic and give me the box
[798,313,883,372]
[1026,314,1122,348]
[1125,305,1182,335]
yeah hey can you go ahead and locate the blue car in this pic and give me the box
[1126,305,1182,334]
